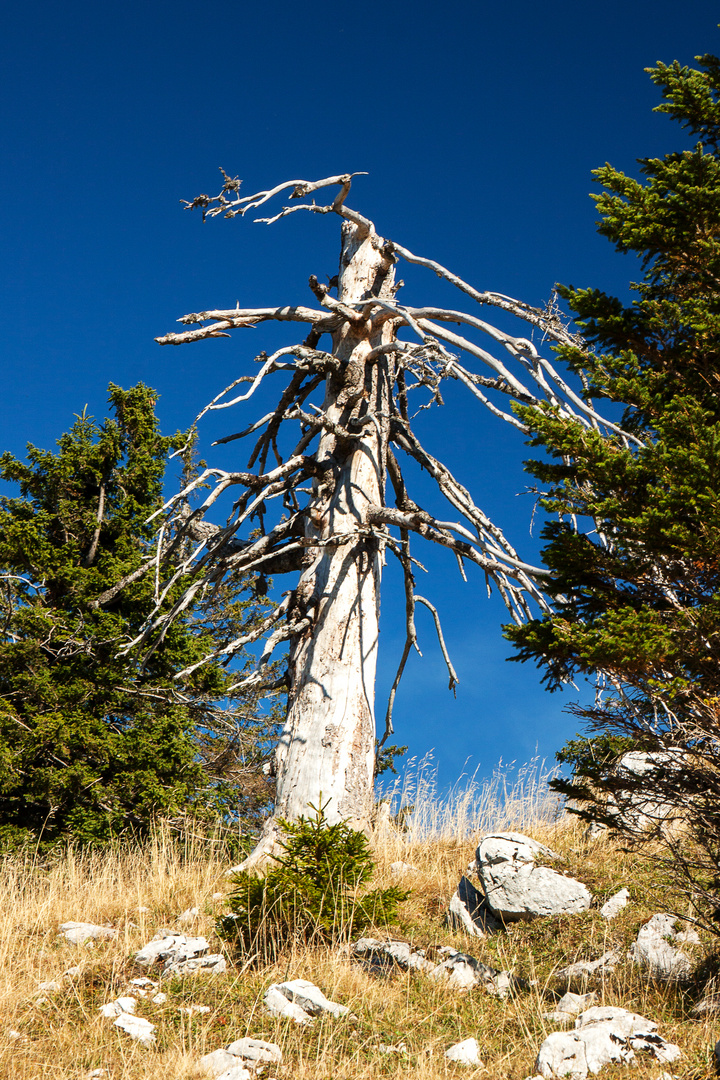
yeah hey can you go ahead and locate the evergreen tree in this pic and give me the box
[0,384,279,848]
[505,52,720,919]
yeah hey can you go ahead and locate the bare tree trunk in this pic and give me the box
[244,223,396,867]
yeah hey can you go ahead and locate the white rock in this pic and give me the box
[178,906,200,923]
[445,1037,483,1065]
[226,1037,282,1065]
[164,953,227,977]
[447,875,501,937]
[263,985,312,1023]
[199,1049,237,1077]
[180,1004,211,1014]
[575,1006,657,1036]
[600,888,630,919]
[630,914,691,979]
[555,949,621,984]
[429,946,511,994]
[99,996,137,1018]
[629,1033,681,1064]
[113,1013,156,1046]
[59,922,116,944]
[476,833,591,922]
[607,750,683,834]
[38,980,62,993]
[543,991,596,1021]
[86,1071,108,1079]
[212,892,224,899]
[351,937,435,972]
[137,905,150,914]
[378,1042,408,1054]
[389,861,417,875]
[63,965,82,978]
[269,978,349,1018]
[152,992,167,1004]
[576,1024,635,1072]
[535,1031,589,1078]
[134,932,197,967]
[7,1030,22,1040]
[215,1067,252,1080]
[128,977,158,994]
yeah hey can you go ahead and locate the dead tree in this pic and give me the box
[128,172,638,868]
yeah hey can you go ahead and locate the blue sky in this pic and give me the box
[2,0,718,791]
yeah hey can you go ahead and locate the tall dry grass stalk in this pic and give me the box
[0,765,716,1078]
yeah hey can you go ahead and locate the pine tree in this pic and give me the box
[0,384,279,848]
[505,52,720,920]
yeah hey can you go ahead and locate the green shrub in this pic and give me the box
[218,802,408,957]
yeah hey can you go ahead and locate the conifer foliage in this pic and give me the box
[506,52,720,919]
[219,801,408,958]
[0,384,277,848]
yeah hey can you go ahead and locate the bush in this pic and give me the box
[218,802,408,957]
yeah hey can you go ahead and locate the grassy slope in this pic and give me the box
[2,772,718,1079]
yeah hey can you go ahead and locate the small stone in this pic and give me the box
[268,978,349,1018]
[600,888,630,919]
[99,996,137,1018]
[151,992,167,1004]
[264,985,312,1023]
[199,1048,236,1077]
[555,948,621,985]
[226,1037,282,1065]
[59,922,116,944]
[389,861,417,875]
[86,1071,107,1079]
[543,991,596,1022]
[214,1067,252,1080]
[180,1003,211,1014]
[690,995,720,1017]
[7,1030,22,1040]
[38,980,62,993]
[137,905,150,913]
[629,913,691,979]
[63,965,82,978]
[178,906,200,923]
[535,1031,589,1078]
[212,892,224,899]
[163,953,226,977]
[447,875,502,937]
[113,1013,156,1046]
[378,1042,408,1054]
[351,937,435,973]
[445,1037,483,1065]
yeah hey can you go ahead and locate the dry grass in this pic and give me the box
[2,763,719,1079]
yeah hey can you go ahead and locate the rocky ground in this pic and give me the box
[2,808,719,1078]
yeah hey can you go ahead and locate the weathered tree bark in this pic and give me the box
[135,172,637,872]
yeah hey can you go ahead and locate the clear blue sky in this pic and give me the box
[2,0,718,791]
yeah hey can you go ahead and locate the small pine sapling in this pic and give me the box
[219,801,408,958]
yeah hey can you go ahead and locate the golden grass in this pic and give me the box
[2,763,719,1079]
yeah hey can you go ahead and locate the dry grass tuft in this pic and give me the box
[2,762,718,1078]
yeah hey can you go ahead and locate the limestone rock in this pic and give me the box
[199,1049,237,1077]
[446,875,502,937]
[555,949,621,986]
[264,985,312,1023]
[99,996,136,1018]
[535,1031,590,1078]
[476,833,591,922]
[389,861,417,875]
[163,953,226,977]
[575,1006,657,1036]
[226,1037,282,1066]
[134,932,209,968]
[113,1013,156,1046]
[543,991,597,1022]
[59,922,116,945]
[215,1067,252,1080]
[445,1037,483,1065]
[600,889,630,920]
[606,750,683,835]
[429,946,514,996]
[629,914,691,979]
[268,978,349,1018]
[351,937,435,973]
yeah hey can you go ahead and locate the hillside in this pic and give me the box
[1,765,717,1079]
